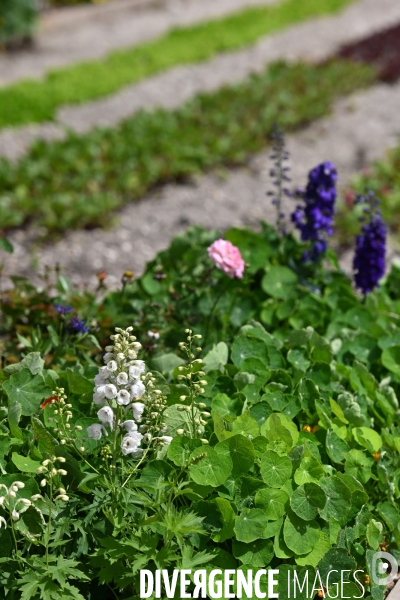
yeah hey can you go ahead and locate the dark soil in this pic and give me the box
[337,22,400,82]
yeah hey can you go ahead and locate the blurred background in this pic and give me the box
[0,0,400,289]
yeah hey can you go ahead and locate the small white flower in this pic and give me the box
[94,374,106,386]
[93,390,107,406]
[121,420,138,433]
[13,481,25,489]
[131,402,145,422]
[129,366,142,380]
[106,360,118,372]
[0,516,7,529]
[147,330,160,340]
[116,372,128,386]
[87,423,107,440]
[127,349,137,359]
[11,510,19,521]
[116,353,125,363]
[103,353,114,363]
[8,490,16,498]
[99,365,111,378]
[96,385,107,398]
[116,389,131,406]
[104,383,118,400]
[121,432,143,456]
[31,494,44,501]
[131,380,145,400]
[132,342,142,352]
[144,433,152,443]
[159,436,173,446]
[20,498,31,507]
[0,497,5,506]
[133,360,146,374]
[97,406,115,430]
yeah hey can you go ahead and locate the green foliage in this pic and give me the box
[0,0,37,45]
[0,0,357,128]
[0,59,375,233]
[2,215,400,596]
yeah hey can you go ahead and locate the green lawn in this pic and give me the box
[0,0,357,128]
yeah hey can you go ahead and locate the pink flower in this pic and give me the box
[207,239,245,279]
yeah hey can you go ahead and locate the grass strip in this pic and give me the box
[0,0,357,128]
[0,59,375,234]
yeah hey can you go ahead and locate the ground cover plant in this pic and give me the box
[0,0,37,48]
[0,0,357,128]
[0,155,400,598]
[0,59,375,234]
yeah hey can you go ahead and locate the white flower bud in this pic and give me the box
[56,457,66,463]
[20,498,31,506]
[8,490,16,498]
[31,494,44,501]
[14,481,25,489]
[176,429,185,435]
[40,479,47,487]
[58,469,67,476]
[11,510,19,521]
[58,488,66,494]
[11,485,19,493]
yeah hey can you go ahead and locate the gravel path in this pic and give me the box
[3,80,400,289]
[1,0,400,161]
[0,0,279,87]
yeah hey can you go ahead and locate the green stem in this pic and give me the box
[45,478,53,569]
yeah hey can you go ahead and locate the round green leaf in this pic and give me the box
[344,449,373,484]
[234,508,269,543]
[326,429,349,464]
[215,434,255,478]
[319,476,351,522]
[232,538,274,567]
[296,531,331,568]
[290,483,326,521]
[381,346,400,376]
[260,450,292,488]
[189,446,232,487]
[11,453,41,474]
[287,349,311,372]
[352,427,383,453]
[167,436,202,467]
[255,488,289,520]
[262,266,298,299]
[283,511,320,555]
[318,548,356,582]
[231,336,269,368]
[274,525,294,559]
[294,456,325,485]
[232,414,259,438]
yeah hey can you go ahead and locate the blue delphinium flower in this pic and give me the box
[67,316,89,334]
[353,192,386,294]
[291,161,338,261]
[55,304,73,314]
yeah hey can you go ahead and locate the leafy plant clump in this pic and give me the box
[0,0,357,128]
[0,0,37,47]
[0,59,375,233]
[1,168,400,597]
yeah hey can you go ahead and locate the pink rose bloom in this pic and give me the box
[207,239,245,279]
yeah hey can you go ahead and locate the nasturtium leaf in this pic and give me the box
[294,457,325,485]
[167,436,202,467]
[231,336,269,368]
[319,476,351,522]
[3,369,51,416]
[262,389,288,412]
[265,517,284,540]
[329,399,349,424]
[164,404,204,436]
[344,449,373,484]
[140,460,174,486]
[377,502,400,531]
[213,497,236,543]
[212,393,243,421]
[249,403,272,428]
[215,434,255,477]
[274,526,294,559]
[151,353,185,375]
[189,446,232,487]
[255,488,289,520]
[234,508,269,543]
[366,519,383,549]
[262,266,298,299]
[290,483,326,521]
[318,548,356,582]
[353,427,383,453]
[308,362,332,390]
[232,414,259,438]
[203,342,229,373]
[287,349,311,372]
[261,412,298,449]
[295,531,331,568]
[381,346,400,376]
[326,429,349,463]
[283,511,320,555]
[11,452,41,473]
[260,450,292,488]
[232,538,273,567]
[252,436,269,458]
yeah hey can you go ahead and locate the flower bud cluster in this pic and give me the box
[87,327,172,458]
[36,456,69,497]
[45,387,82,449]
[0,479,50,530]
[176,330,210,440]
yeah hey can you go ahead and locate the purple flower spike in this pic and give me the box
[353,193,386,294]
[55,304,73,314]
[291,161,337,262]
[67,316,89,334]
